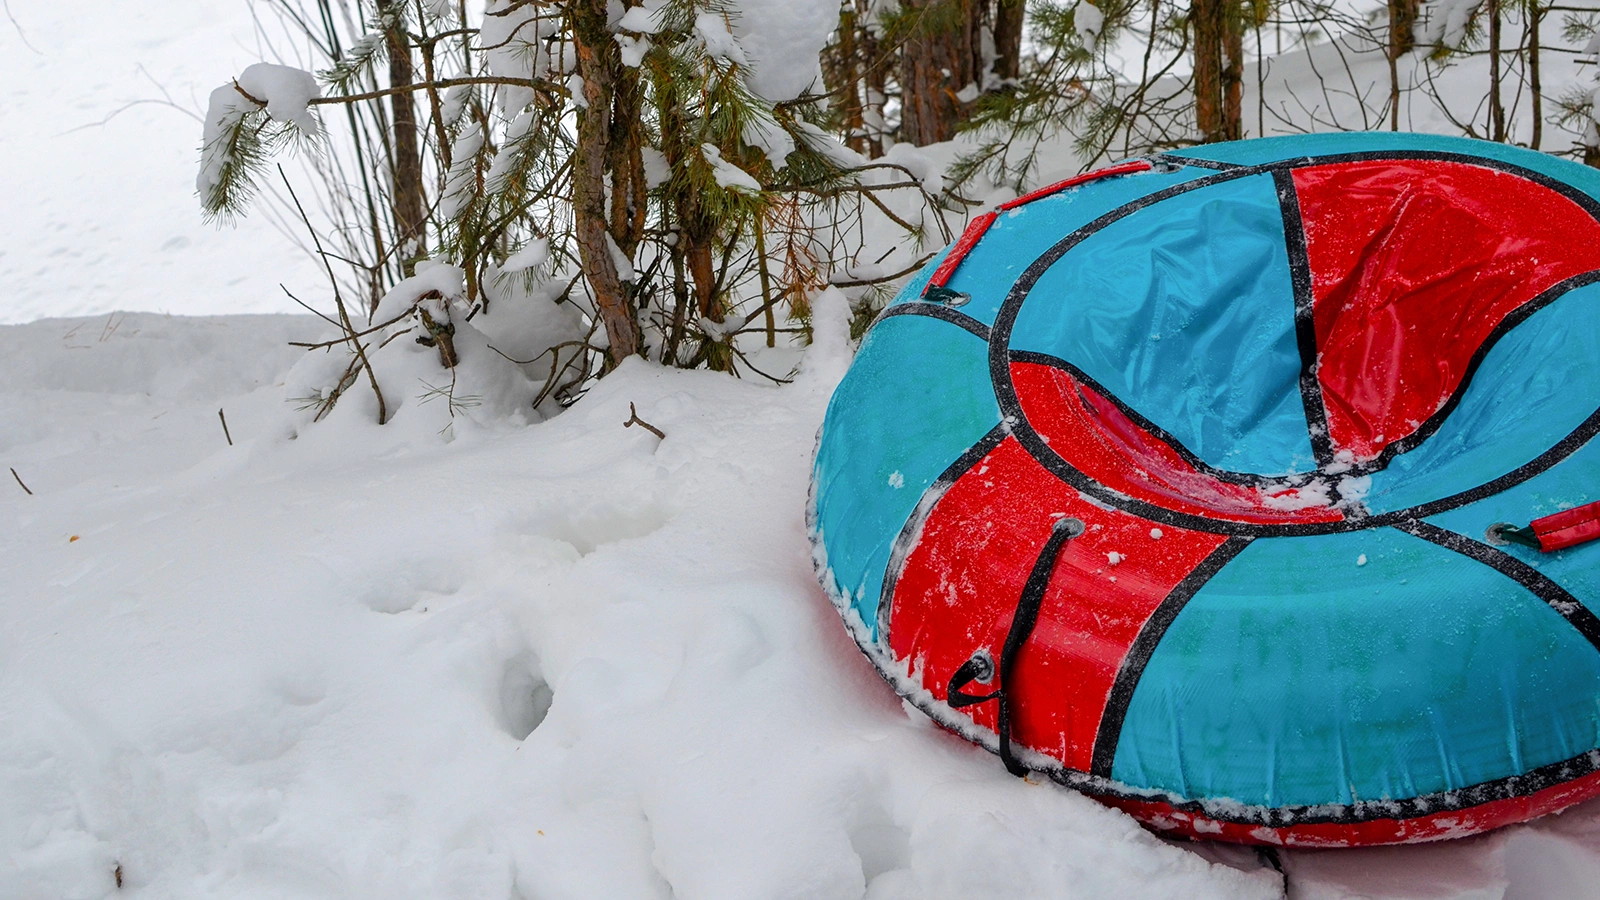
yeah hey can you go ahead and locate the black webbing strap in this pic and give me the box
[946,516,1084,776]
[1487,522,1542,549]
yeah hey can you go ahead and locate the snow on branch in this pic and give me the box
[196,64,321,220]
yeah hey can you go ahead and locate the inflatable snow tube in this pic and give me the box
[809,133,1600,847]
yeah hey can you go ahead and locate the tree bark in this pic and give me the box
[1222,0,1243,141]
[1388,0,1417,57]
[378,0,427,275]
[573,0,640,367]
[898,0,979,146]
[1530,1,1543,149]
[861,6,889,158]
[609,67,647,259]
[1191,0,1225,142]
[1385,0,1417,131]
[838,5,868,155]
[994,0,1025,82]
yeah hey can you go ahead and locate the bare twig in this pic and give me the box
[281,284,344,329]
[218,409,234,446]
[623,402,666,439]
[2,0,40,54]
[279,165,388,424]
[309,75,561,106]
[10,467,33,496]
[58,98,204,136]
[729,344,797,384]
[287,309,412,348]
[829,253,937,288]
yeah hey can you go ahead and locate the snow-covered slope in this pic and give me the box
[6,313,1600,900]
[11,2,1600,896]
[0,312,1279,899]
[0,2,321,325]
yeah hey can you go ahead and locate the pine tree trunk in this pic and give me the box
[573,0,640,367]
[1384,0,1416,131]
[1387,0,1411,130]
[861,11,889,158]
[1191,0,1225,142]
[1222,1,1244,141]
[1530,2,1543,149]
[994,0,1025,81]
[827,3,869,155]
[378,0,426,275]
[679,201,728,370]
[898,0,979,146]
[653,75,723,338]
[1388,0,1417,56]
[609,68,647,259]
[964,0,985,90]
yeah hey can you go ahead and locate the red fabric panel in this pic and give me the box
[1293,160,1600,462]
[1101,765,1600,847]
[888,435,1226,771]
[1533,499,1600,551]
[1011,361,1346,525]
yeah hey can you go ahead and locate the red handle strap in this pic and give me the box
[1532,500,1600,552]
[1492,500,1600,552]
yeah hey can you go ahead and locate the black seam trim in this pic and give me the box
[988,150,1600,538]
[1156,152,1246,170]
[1393,519,1600,653]
[1049,743,1600,828]
[1390,404,1600,525]
[1090,536,1254,777]
[1340,269,1600,477]
[1008,349,1313,488]
[1274,166,1336,470]
[1176,149,1600,219]
[873,302,992,342]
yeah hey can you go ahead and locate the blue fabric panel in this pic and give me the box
[885,167,1213,329]
[1423,441,1600,613]
[1006,173,1314,477]
[1112,529,1600,807]
[812,312,999,639]
[1363,282,1600,514]
[1171,133,1600,200]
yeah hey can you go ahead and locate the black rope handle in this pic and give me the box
[947,515,1084,776]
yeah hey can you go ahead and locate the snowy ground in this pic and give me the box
[11,1,1600,897]
[6,313,1600,899]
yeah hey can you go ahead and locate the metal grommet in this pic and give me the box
[923,285,971,307]
[1485,523,1511,546]
[968,649,995,684]
[1054,516,1086,538]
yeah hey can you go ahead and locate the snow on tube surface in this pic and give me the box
[808,133,1600,848]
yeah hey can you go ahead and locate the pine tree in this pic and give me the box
[198,0,946,421]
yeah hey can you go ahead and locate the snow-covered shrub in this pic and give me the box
[198,0,952,430]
